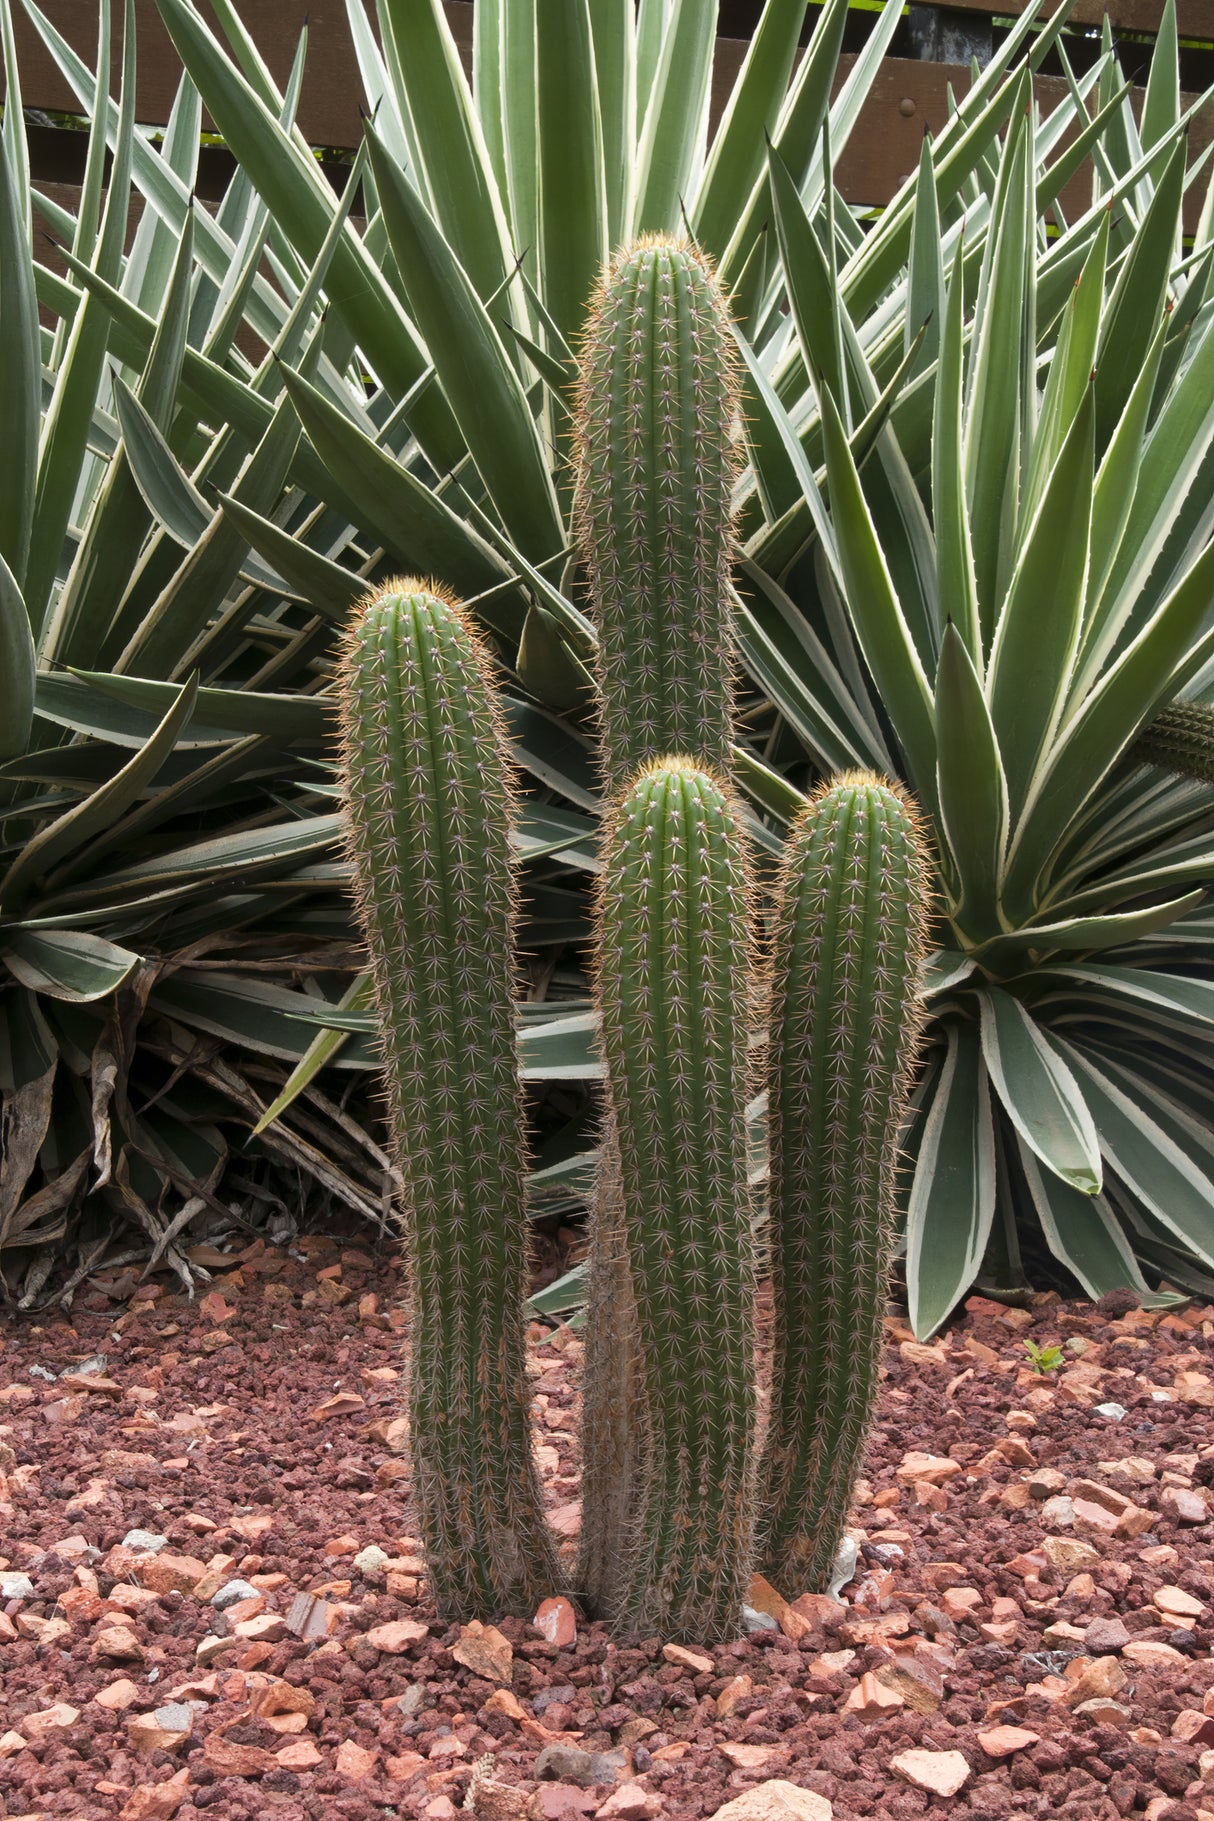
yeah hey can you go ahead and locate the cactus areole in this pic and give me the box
[762,773,932,1592]
[337,581,559,1619]
[574,236,741,789]
[593,759,757,1641]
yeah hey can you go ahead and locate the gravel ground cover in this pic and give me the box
[2,1237,1213,1821]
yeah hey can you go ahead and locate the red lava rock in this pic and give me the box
[117,1768,191,1820]
[336,1737,377,1779]
[309,1391,366,1420]
[452,1618,514,1682]
[889,1747,972,1796]
[977,1725,1040,1758]
[92,1624,144,1661]
[202,1732,280,1775]
[1154,1583,1206,1619]
[1161,1484,1209,1523]
[126,1706,193,1755]
[1124,1638,1189,1667]
[707,1785,832,1821]
[1173,1710,1214,1745]
[133,1551,206,1594]
[534,1596,578,1647]
[895,1451,963,1485]
[472,1778,533,1820]
[531,1786,600,1820]
[842,1671,904,1718]
[364,1616,428,1652]
[661,1641,713,1675]
[718,1742,781,1769]
[93,1678,142,1710]
[874,1655,944,1713]
[1,1259,1212,1821]
[595,1785,662,1820]
[1085,1614,1132,1652]
[21,1704,79,1739]
[716,1673,752,1716]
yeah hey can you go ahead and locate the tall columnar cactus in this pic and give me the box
[575,236,741,1619]
[574,235,741,788]
[762,773,932,1593]
[1131,702,1214,784]
[336,580,559,1619]
[592,759,756,1642]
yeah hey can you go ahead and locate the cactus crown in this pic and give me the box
[574,237,742,787]
[762,770,933,1592]
[337,579,559,1618]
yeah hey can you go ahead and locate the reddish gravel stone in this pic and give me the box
[1,1250,1212,1821]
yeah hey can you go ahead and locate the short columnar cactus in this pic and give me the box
[574,235,741,788]
[762,773,932,1593]
[574,237,741,1618]
[337,580,559,1618]
[591,759,756,1641]
[1131,701,1214,784]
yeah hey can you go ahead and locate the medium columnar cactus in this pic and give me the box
[575,236,741,1619]
[591,759,756,1641]
[1132,702,1214,784]
[337,580,559,1618]
[574,235,741,788]
[762,773,932,1593]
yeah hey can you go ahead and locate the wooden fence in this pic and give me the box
[3,1,1213,231]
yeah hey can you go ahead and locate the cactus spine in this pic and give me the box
[1132,701,1214,784]
[574,236,741,787]
[762,774,932,1593]
[595,759,756,1641]
[575,238,741,1618]
[336,581,559,1619]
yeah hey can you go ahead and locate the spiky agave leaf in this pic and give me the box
[336,579,561,1618]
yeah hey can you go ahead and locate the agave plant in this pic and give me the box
[734,0,1214,1329]
[10,0,1214,1328]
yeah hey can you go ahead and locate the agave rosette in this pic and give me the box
[5,0,1214,1326]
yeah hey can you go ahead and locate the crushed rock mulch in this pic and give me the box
[2,1234,1214,1821]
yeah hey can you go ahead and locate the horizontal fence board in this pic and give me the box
[9,6,1212,230]
[923,0,1214,36]
[7,0,1210,153]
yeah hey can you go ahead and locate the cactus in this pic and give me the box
[1131,701,1214,785]
[593,759,756,1641]
[574,237,741,1618]
[574,235,741,788]
[762,773,932,1593]
[336,580,559,1619]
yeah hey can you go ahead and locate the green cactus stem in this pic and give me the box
[336,580,559,1619]
[574,234,741,788]
[593,759,756,1641]
[574,237,741,1621]
[1131,702,1214,785]
[762,772,932,1594]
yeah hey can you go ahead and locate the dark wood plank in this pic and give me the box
[6,0,1207,157]
[923,0,1214,37]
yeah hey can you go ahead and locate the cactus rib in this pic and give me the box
[1131,702,1214,785]
[762,773,932,1593]
[595,759,756,1641]
[337,580,559,1618]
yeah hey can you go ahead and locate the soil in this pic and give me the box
[2,1235,1213,1821]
